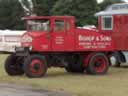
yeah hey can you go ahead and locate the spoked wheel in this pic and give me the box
[86,53,109,75]
[5,54,24,76]
[24,55,47,78]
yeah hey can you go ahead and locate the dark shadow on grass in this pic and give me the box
[112,65,128,69]
[108,66,128,76]
[45,71,86,78]
[119,66,128,68]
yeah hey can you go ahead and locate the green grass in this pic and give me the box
[0,54,128,96]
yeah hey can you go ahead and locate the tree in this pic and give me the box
[98,0,124,11]
[52,0,98,26]
[0,0,25,30]
[0,0,59,30]
[33,0,58,16]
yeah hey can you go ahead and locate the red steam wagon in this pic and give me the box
[4,3,128,78]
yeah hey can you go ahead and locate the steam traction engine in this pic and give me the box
[4,3,128,78]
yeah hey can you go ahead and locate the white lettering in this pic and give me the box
[79,35,95,42]
[78,35,111,42]
[100,35,111,41]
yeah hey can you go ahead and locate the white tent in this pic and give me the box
[0,30,26,52]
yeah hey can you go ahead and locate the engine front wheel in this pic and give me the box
[86,53,109,75]
[24,55,47,78]
[5,54,24,76]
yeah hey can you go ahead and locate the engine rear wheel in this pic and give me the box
[5,54,24,76]
[86,53,109,75]
[24,54,47,78]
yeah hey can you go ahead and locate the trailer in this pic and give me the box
[95,3,128,67]
[4,3,128,78]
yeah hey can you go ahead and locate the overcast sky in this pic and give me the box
[97,0,128,3]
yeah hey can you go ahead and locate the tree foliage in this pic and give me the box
[0,0,59,30]
[0,0,126,29]
[33,0,58,16]
[98,0,124,11]
[0,0,25,30]
[52,0,98,26]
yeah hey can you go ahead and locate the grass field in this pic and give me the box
[0,54,128,96]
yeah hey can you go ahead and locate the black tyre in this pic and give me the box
[5,54,24,76]
[114,63,121,67]
[24,54,47,78]
[86,53,109,75]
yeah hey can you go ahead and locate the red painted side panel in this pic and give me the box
[113,15,124,50]
[26,29,114,52]
[24,16,116,52]
[51,18,75,51]
[28,32,51,52]
[51,32,75,51]
[51,32,65,51]
[75,29,114,51]
[98,15,128,51]
[119,15,128,50]
[65,33,75,51]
